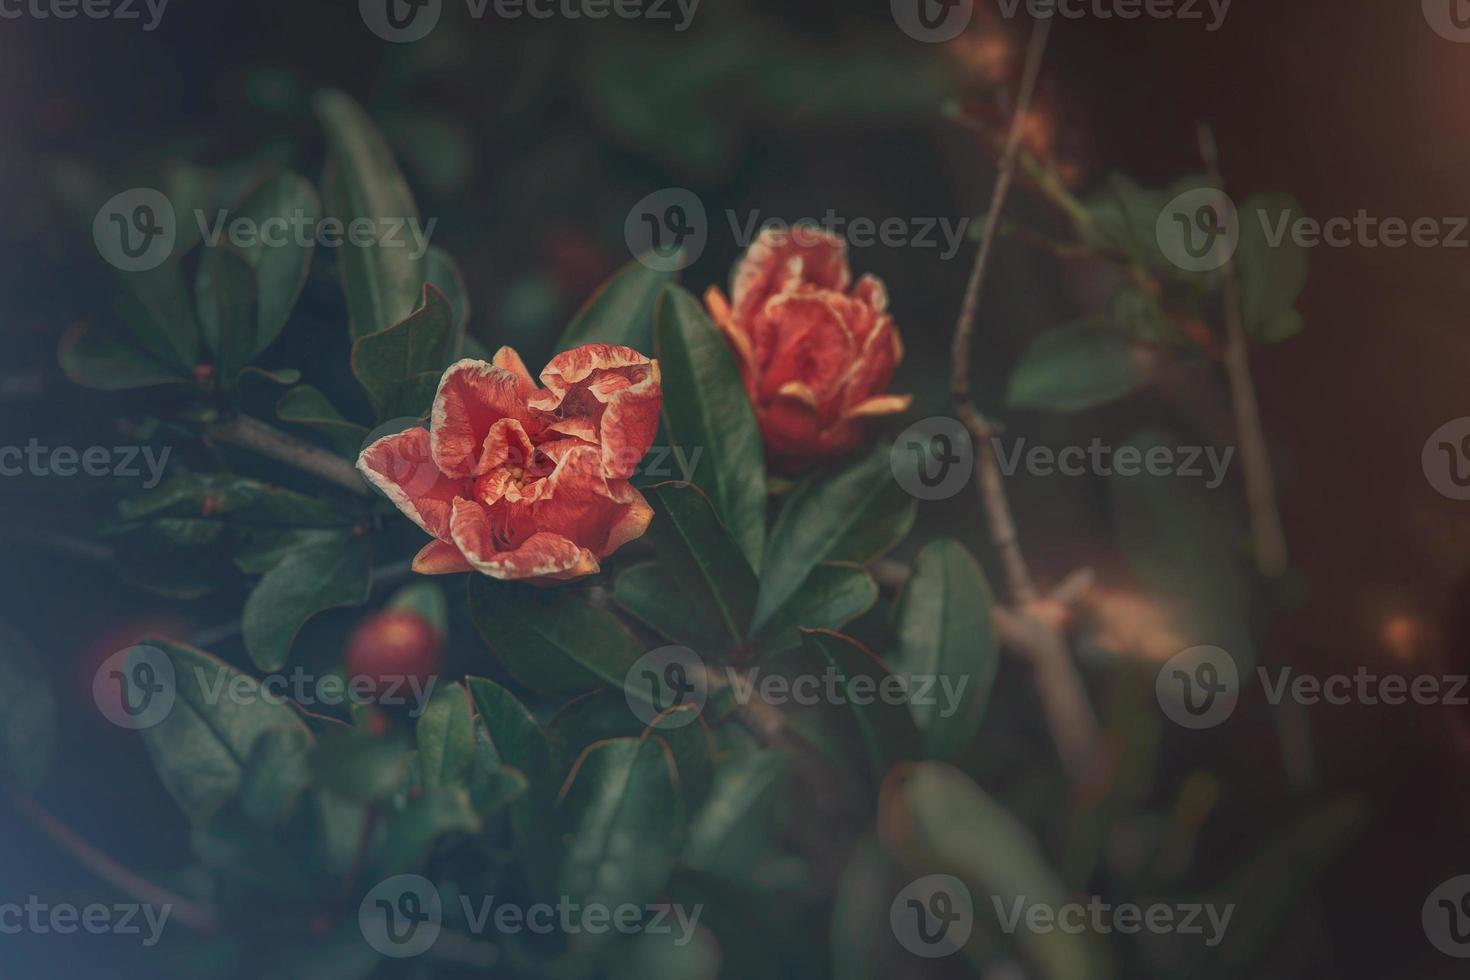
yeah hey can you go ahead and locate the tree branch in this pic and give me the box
[205,415,369,496]
[1197,123,1289,578]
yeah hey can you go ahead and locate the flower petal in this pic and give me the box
[492,346,537,398]
[430,359,536,478]
[451,497,600,582]
[357,426,466,539]
[846,393,913,419]
[411,539,475,575]
[730,226,851,327]
[758,293,855,411]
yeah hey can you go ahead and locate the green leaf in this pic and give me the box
[0,621,56,793]
[1109,428,1258,667]
[831,834,905,980]
[466,676,557,896]
[615,483,757,656]
[613,562,726,654]
[683,750,791,878]
[276,385,371,457]
[558,737,684,917]
[311,726,411,802]
[350,283,454,420]
[387,581,449,637]
[754,446,916,632]
[1110,287,1179,345]
[112,261,202,374]
[801,630,920,787]
[655,285,766,567]
[242,535,373,671]
[1253,309,1305,344]
[138,638,310,823]
[750,562,877,658]
[195,247,258,383]
[416,681,473,788]
[232,171,319,354]
[314,88,426,340]
[556,258,674,354]
[373,785,481,875]
[889,540,998,759]
[884,761,1098,980]
[239,725,313,828]
[1235,192,1308,335]
[59,321,184,390]
[1007,319,1155,413]
[426,246,471,354]
[467,577,645,697]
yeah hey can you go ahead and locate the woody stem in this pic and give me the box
[205,414,369,496]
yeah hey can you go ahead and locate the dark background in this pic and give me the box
[1,0,1466,976]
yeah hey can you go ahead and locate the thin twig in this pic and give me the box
[205,415,368,496]
[946,17,1104,785]
[1197,123,1289,577]
[950,16,1052,604]
[13,794,219,935]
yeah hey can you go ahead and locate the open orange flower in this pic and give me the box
[705,227,912,470]
[358,345,660,584]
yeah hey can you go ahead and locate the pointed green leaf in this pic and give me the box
[195,247,258,383]
[416,682,474,788]
[801,629,920,786]
[655,285,766,567]
[755,446,915,631]
[467,676,557,896]
[351,283,454,420]
[889,540,998,758]
[239,725,313,828]
[232,171,319,354]
[1007,319,1155,413]
[314,89,425,340]
[750,562,877,658]
[59,321,184,390]
[557,258,674,354]
[276,384,371,457]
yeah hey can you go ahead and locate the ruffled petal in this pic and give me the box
[730,226,852,327]
[357,426,467,539]
[451,496,600,582]
[492,346,537,398]
[758,293,855,413]
[430,359,536,478]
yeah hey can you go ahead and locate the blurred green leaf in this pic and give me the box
[112,262,202,375]
[683,750,791,879]
[1007,319,1155,413]
[239,725,313,828]
[373,785,481,876]
[139,638,310,823]
[314,88,425,340]
[242,535,373,671]
[801,630,920,788]
[889,540,998,759]
[558,737,684,923]
[656,285,766,568]
[426,246,471,354]
[195,247,258,383]
[312,726,412,802]
[416,681,474,789]
[557,257,673,355]
[231,171,319,355]
[1235,192,1308,338]
[59,321,184,390]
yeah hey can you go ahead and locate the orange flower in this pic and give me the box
[705,228,912,470]
[358,345,660,584]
